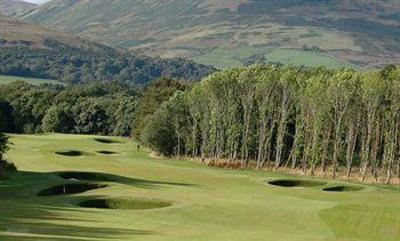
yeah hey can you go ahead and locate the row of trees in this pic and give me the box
[0,81,141,136]
[143,65,400,184]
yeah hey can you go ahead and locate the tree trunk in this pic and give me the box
[346,117,359,179]
[361,110,376,183]
[257,120,267,169]
[321,125,331,175]
[275,88,290,168]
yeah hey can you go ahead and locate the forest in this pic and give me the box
[0,78,186,136]
[0,81,141,135]
[143,64,400,184]
[0,39,214,84]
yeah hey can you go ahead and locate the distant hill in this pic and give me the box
[0,0,36,17]
[22,0,400,68]
[0,16,214,84]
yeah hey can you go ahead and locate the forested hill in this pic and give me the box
[0,17,214,84]
[22,0,400,68]
[0,0,36,17]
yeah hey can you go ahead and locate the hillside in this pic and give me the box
[0,16,214,84]
[0,0,36,17]
[22,0,400,68]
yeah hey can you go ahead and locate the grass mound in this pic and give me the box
[55,150,83,157]
[268,179,326,188]
[58,172,113,182]
[79,198,172,210]
[37,183,108,196]
[94,138,121,144]
[97,151,118,155]
[323,185,364,192]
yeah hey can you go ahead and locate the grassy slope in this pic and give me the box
[1,134,399,241]
[266,49,353,68]
[0,75,61,85]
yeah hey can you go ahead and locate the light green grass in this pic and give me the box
[266,49,353,68]
[1,134,399,241]
[193,47,353,69]
[193,46,268,69]
[0,75,61,85]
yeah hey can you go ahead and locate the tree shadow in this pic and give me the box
[0,203,156,241]
[53,171,197,189]
[0,171,171,240]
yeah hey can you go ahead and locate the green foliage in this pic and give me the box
[0,81,142,136]
[0,132,9,161]
[0,41,214,84]
[133,78,188,139]
[0,99,15,132]
[144,64,400,182]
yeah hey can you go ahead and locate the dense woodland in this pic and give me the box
[0,81,142,135]
[143,65,400,184]
[0,77,187,137]
[0,39,214,84]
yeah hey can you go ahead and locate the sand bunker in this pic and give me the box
[323,185,364,192]
[94,138,122,144]
[268,179,326,188]
[55,150,84,157]
[58,172,114,182]
[97,151,119,155]
[37,183,108,196]
[79,198,172,210]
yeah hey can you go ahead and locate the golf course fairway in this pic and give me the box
[0,134,399,241]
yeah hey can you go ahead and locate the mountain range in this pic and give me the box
[17,0,400,69]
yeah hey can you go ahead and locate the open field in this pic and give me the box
[0,75,61,85]
[192,47,352,69]
[266,49,353,69]
[1,134,399,241]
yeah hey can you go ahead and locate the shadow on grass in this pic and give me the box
[54,171,197,189]
[94,138,124,144]
[1,212,155,240]
[0,172,158,241]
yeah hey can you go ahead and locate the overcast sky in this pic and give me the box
[22,0,50,4]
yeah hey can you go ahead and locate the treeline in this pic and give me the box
[0,39,214,84]
[0,81,141,136]
[0,132,15,180]
[143,65,400,184]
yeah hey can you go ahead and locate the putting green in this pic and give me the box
[0,134,399,241]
